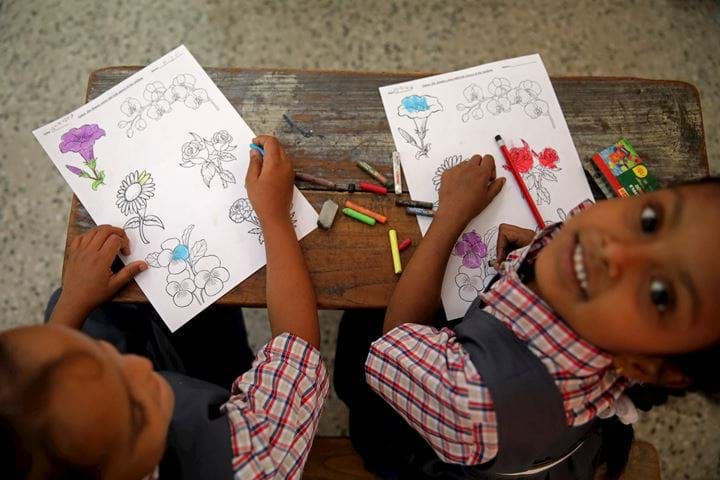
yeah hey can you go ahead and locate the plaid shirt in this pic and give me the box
[365,201,628,465]
[221,333,329,479]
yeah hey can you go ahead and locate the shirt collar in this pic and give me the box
[480,199,614,377]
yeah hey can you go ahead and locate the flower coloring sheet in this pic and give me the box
[34,45,318,331]
[379,54,592,320]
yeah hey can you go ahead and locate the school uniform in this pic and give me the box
[44,293,328,479]
[337,202,632,479]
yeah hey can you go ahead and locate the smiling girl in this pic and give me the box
[340,155,720,479]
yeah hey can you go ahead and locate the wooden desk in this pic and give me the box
[66,69,708,308]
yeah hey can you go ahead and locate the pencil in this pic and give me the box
[494,135,544,228]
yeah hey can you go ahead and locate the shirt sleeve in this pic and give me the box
[221,333,329,479]
[365,324,498,465]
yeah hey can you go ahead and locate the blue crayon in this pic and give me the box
[249,143,265,156]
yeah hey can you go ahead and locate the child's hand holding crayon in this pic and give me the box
[493,223,536,269]
[245,135,294,225]
[50,225,147,328]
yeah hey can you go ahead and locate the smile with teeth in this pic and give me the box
[573,242,589,295]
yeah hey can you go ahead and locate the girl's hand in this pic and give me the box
[245,135,294,226]
[436,154,505,231]
[493,223,536,268]
[51,225,147,327]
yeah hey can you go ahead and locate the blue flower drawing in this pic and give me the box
[397,94,443,159]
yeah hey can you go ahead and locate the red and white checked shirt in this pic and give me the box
[220,333,329,479]
[365,201,628,466]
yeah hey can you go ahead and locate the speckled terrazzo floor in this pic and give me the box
[1,0,719,478]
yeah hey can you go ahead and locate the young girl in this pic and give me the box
[336,154,720,479]
[0,136,327,479]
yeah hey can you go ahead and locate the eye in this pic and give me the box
[650,278,673,313]
[640,204,661,234]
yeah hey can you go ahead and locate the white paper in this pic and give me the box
[379,54,592,320]
[34,45,318,332]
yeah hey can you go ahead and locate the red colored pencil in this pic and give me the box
[494,135,545,228]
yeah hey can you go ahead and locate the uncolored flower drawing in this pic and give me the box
[456,77,555,128]
[228,198,297,244]
[118,74,213,138]
[116,170,164,244]
[180,130,237,188]
[59,124,107,190]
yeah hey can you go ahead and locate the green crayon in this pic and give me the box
[342,207,376,226]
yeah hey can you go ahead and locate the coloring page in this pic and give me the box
[34,45,318,332]
[379,54,592,320]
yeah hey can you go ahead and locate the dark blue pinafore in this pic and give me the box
[415,296,602,479]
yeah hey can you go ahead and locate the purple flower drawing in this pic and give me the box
[452,227,498,302]
[453,230,488,268]
[59,124,107,190]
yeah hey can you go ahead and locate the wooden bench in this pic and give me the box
[302,437,662,479]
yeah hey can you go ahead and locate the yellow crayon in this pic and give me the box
[388,229,402,274]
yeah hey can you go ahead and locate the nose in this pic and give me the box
[601,239,653,279]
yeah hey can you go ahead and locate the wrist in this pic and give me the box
[432,208,468,237]
[49,293,93,329]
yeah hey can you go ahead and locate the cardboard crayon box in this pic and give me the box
[586,139,661,198]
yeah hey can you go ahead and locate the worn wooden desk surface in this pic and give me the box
[66,68,708,308]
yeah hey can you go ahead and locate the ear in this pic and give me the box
[612,355,691,389]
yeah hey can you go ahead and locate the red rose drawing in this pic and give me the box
[538,147,559,169]
[509,139,533,173]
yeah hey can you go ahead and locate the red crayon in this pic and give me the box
[398,238,412,252]
[495,135,544,228]
[359,181,387,195]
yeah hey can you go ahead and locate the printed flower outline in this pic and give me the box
[179,130,237,188]
[146,225,228,308]
[166,272,197,307]
[457,77,555,127]
[116,170,164,244]
[59,123,107,190]
[118,74,214,138]
[396,94,444,159]
[455,273,485,302]
[229,197,296,244]
[193,255,230,296]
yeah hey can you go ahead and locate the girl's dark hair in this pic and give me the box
[0,334,103,480]
[601,175,720,479]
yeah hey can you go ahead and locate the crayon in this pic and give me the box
[317,200,339,229]
[495,134,544,228]
[398,237,412,252]
[295,171,338,189]
[249,143,265,156]
[395,198,434,209]
[342,207,376,226]
[405,207,435,217]
[356,160,392,187]
[359,181,387,195]
[392,151,402,195]
[389,229,402,274]
[344,200,387,224]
